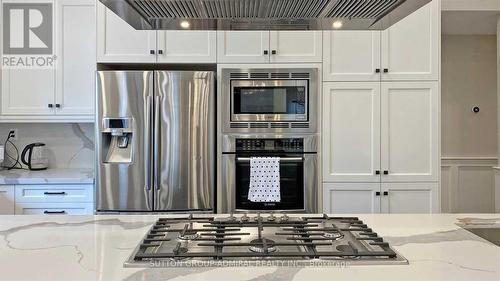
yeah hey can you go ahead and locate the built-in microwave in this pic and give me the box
[221,68,318,133]
[231,79,308,122]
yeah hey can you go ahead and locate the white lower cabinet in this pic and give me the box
[9,184,94,215]
[15,203,94,215]
[323,182,439,214]
[0,185,15,215]
[323,183,380,214]
[381,183,439,214]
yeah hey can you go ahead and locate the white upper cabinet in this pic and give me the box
[380,82,439,182]
[269,31,322,63]
[323,183,381,214]
[381,0,439,81]
[381,183,439,213]
[322,82,381,182]
[217,31,270,63]
[1,69,55,116]
[323,31,381,82]
[157,31,216,63]
[97,2,156,63]
[217,31,321,63]
[56,0,95,116]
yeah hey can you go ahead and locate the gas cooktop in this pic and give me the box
[125,214,408,267]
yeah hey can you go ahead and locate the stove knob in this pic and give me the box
[241,213,250,222]
[228,212,237,221]
[267,213,276,221]
[280,214,289,221]
[254,212,262,221]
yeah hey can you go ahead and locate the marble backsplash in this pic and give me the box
[0,123,94,169]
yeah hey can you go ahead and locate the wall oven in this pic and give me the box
[220,134,318,213]
[221,68,318,133]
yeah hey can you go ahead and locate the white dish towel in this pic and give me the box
[247,157,281,203]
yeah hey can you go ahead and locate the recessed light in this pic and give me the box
[180,21,190,29]
[332,20,343,29]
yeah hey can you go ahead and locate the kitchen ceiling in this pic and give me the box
[99,0,432,30]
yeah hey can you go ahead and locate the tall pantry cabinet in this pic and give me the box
[322,0,440,214]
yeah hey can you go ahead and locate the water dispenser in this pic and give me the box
[101,118,134,164]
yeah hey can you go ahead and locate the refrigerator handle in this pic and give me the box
[145,95,153,190]
[153,95,160,191]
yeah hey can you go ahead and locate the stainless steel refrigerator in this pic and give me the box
[96,71,215,212]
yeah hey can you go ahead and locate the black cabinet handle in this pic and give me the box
[383,68,389,73]
[383,191,389,196]
[55,104,61,108]
[158,50,163,55]
[263,50,269,55]
[271,50,277,55]
[383,170,389,175]
[48,104,53,108]
[375,170,380,175]
[375,69,380,73]
[150,50,155,55]
[44,210,66,214]
[375,191,381,196]
[44,191,66,195]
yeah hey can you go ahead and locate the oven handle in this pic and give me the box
[236,157,303,163]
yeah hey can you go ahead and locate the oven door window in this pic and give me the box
[235,157,304,210]
[233,86,306,115]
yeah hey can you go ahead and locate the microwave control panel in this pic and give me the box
[235,138,303,152]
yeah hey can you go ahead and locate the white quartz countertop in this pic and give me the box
[0,168,94,184]
[0,214,499,281]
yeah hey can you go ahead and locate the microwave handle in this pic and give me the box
[236,157,303,162]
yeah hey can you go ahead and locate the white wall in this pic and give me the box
[0,123,94,169]
[441,34,497,213]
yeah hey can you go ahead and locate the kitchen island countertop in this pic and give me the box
[0,214,498,281]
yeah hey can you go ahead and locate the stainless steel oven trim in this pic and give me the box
[221,68,318,134]
[220,134,318,213]
[230,79,309,122]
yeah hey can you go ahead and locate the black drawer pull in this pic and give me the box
[271,50,277,55]
[383,170,389,175]
[150,49,155,55]
[375,170,380,175]
[383,191,389,196]
[263,50,269,55]
[44,191,67,195]
[375,191,381,196]
[44,210,66,214]
[55,104,61,108]
[375,68,380,73]
[383,68,389,73]
[48,104,53,108]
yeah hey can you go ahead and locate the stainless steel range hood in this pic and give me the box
[99,0,432,30]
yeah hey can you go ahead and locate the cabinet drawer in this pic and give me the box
[15,202,94,215]
[0,185,15,215]
[15,184,94,203]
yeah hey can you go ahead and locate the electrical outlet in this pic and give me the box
[8,128,18,141]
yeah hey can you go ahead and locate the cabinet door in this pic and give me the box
[96,3,156,63]
[381,183,439,213]
[380,82,439,182]
[323,31,381,81]
[217,31,269,63]
[323,82,381,182]
[55,0,95,116]
[0,186,15,215]
[323,183,380,214]
[2,68,55,115]
[269,31,322,63]
[157,31,216,63]
[381,0,439,81]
